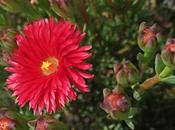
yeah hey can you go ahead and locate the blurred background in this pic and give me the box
[0,0,175,130]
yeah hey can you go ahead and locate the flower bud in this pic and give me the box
[0,29,16,65]
[28,116,54,130]
[0,117,15,130]
[50,0,76,18]
[0,29,16,52]
[138,22,159,53]
[100,88,130,120]
[28,116,68,130]
[114,60,140,87]
[161,39,175,69]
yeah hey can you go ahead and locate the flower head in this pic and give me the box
[0,117,15,130]
[5,18,94,114]
[114,60,140,87]
[161,39,175,69]
[100,88,129,120]
[28,116,54,130]
[100,88,128,113]
[138,22,159,53]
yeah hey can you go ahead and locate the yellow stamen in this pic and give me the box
[41,61,52,71]
[40,57,59,76]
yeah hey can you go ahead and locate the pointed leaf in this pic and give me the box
[125,120,135,130]
[161,76,175,84]
[133,91,141,101]
[155,54,165,75]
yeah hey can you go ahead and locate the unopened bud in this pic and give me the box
[0,117,15,130]
[100,88,130,120]
[138,22,159,53]
[28,116,54,130]
[0,29,16,65]
[0,29,16,52]
[161,39,175,69]
[50,0,75,18]
[114,60,140,87]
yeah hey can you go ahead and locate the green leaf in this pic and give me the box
[111,108,137,121]
[114,123,123,130]
[15,0,41,20]
[161,76,175,84]
[133,91,141,101]
[48,120,69,130]
[0,0,21,13]
[0,14,6,25]
[155,54,165,75]
[125,120,135,130]
[38,0,50,9]
[128,108,138,119]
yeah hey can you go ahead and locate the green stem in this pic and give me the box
[144,52,151,61]
[141,52,154,71]
[159,66,172,78]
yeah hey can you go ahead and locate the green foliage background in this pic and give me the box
[0,0,175,130]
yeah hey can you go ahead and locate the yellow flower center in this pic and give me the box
[40,57,59,76]
[41,61,52,71]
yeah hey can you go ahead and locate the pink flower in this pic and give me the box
[5,18,94,114]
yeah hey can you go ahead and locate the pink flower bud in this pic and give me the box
[138,22,159,53]
[100,89,129,113]
[0,117,15,130]
[114,60,140,87]
[161,39,175,69]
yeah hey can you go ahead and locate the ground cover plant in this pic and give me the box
[0,0,175,130]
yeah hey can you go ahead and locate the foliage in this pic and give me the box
[0,0,175,130]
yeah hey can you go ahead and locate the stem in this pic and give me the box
[144,52,151,61]
[159,66,172,78]
[140,52,155,71]
[139,75,160,91]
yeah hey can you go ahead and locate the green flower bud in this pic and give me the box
[161,39,175,69]
[138,22,159,53]
[114,60,140,87]
[100,88,130,120]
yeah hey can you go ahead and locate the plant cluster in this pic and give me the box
[0,0,175,130]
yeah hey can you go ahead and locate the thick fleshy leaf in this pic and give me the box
[161,76,175,84]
